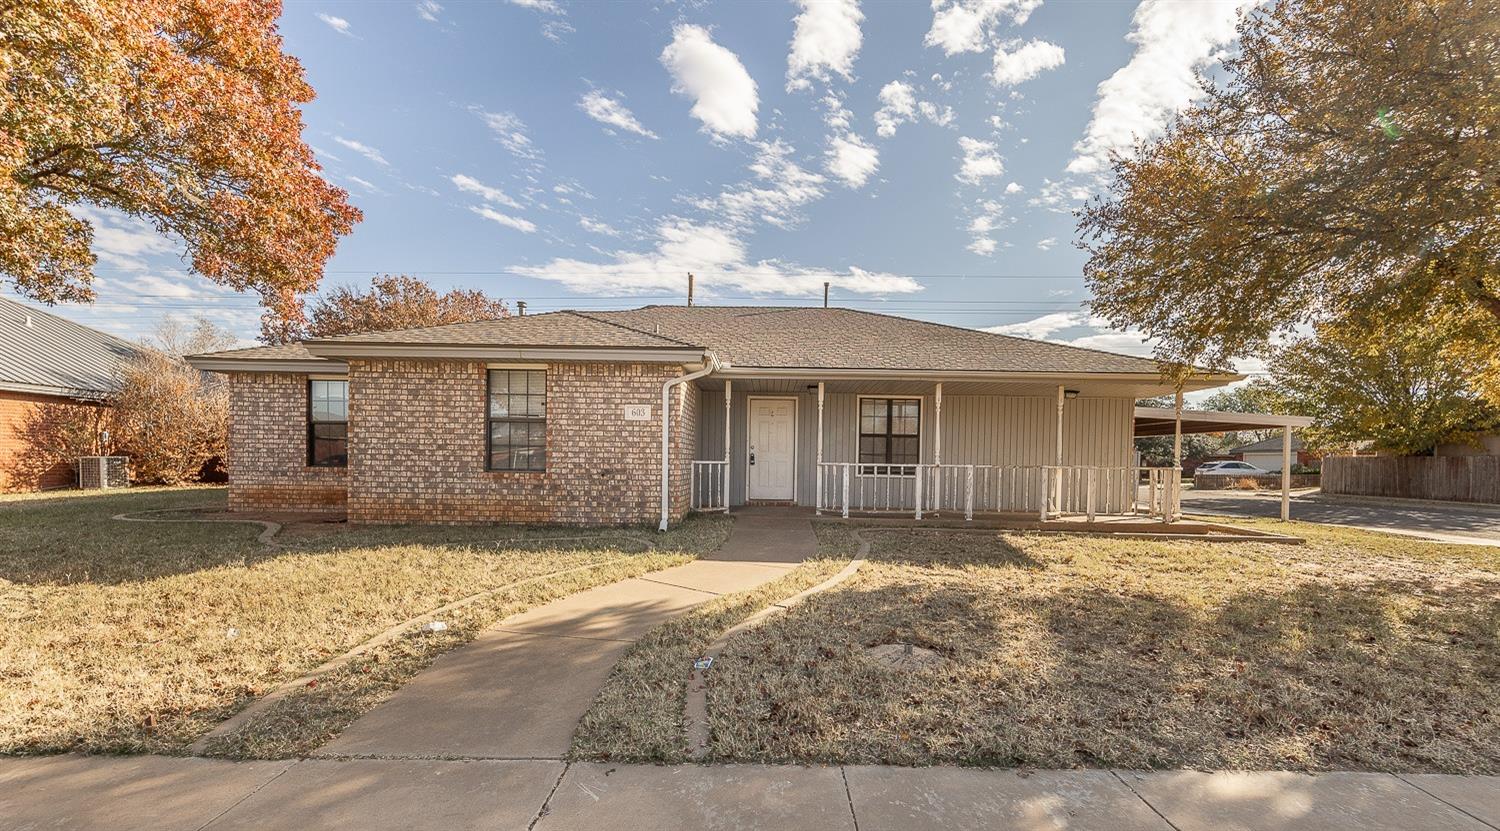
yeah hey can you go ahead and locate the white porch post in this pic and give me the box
[1172,388,1184,522]
[1052,385,1065,515]
[723,380,731,510]
[933,382,942,513]
[934,382,943,465]
[815,381,825,514]
[1280,425,1292,521]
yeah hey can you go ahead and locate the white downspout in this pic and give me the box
[660,354,719,531]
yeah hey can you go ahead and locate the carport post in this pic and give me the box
[1280,425,1291,521]
[1171,388,1183,522]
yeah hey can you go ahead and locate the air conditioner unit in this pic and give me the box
[78,456,130,490]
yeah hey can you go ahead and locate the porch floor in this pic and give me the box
[722,506,1302,543]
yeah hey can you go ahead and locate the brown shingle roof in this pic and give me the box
[309,310,697,349]
[190,305,1174,375]
[586,306,1166,374]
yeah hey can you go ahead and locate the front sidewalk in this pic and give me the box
[2,754,1496,831]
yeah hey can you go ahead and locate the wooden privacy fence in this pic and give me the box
[1322,455,1500,504]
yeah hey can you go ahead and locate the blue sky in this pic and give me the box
[14,0,1258,372]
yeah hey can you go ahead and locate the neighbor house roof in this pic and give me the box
[1229,434,1306,454]
[188,305,1241,383]
[0,296,144,399]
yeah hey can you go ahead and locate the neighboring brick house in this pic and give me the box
[0,297,143,491]
[189,306,1254,527]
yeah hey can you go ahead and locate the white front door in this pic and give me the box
[748,398,796,500]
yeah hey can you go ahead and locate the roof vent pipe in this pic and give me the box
[515,301,526,316]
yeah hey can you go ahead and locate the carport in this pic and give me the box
[1135,405,1315,521]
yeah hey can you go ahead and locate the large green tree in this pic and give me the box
[1080,0,1500,398]
[1,0,361,336]
[1270,307,1499,453]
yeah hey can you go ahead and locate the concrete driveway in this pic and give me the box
[1180,490,1500,546]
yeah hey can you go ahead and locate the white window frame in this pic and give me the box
[853,394,926,478]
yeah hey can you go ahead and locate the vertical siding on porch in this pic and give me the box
[698,387,1133,508]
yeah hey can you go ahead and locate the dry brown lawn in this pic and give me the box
[699,520,1500,772]
[0,487,729,755]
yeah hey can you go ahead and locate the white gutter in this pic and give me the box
[714,366,1244,384]
[659,353,721,531]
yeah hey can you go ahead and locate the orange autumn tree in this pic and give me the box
[0,0,361,335]
[291,274,510,341]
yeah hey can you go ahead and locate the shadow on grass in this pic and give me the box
[855,527,1043,570]
[707,570,1500,772]
[0,486,727,586]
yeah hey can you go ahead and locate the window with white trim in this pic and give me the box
[488,369,546,471]
[858,397,920,473]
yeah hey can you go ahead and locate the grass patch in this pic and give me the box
[703,520,1500,773]
[0,487,730,755]
[570,555,852,763]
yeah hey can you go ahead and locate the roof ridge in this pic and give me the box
[565,309,705,348]
[304,309,560,343]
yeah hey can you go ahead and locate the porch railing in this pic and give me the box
[815,463,1181,522]
[690,460,729,512]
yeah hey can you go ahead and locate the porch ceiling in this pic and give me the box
[1133,406,1315,436]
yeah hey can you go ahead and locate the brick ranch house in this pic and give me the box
[186,306,1245,528]
[1,297,141,491]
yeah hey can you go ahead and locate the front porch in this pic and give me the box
[684,374,1182,525]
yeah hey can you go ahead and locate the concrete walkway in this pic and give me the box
[318,507,813,760]
[3,755,1497,831]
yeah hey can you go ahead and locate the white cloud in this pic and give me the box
[660,25,759,140]
[577,91,659,139]
[1067,0,1255,175]
[508,0,561,13]
[826,133,879,188]
[991,38,1065,86]
[918,101,955,127]
[786,0,864,90]
[1005,181,1023,193]
[955,136,1004,184]
[346,175,380,193]
[473,109,540,160]
[510,219,918,297]
[579,217,621,236]
[965,199,1008,256]
[333,136,389,166]
[874,81,915,137]
[450,174,523,210]
[1036,236,1057,250]
[317,13,353,35]
[985,312,1156,357]
[699,140,826,230]
[470,205,537,234]
[416,0,442,22]
[924,0,1041,56]
[70,206,179,272]
[873,80,953,138]
[509,139,913,297]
